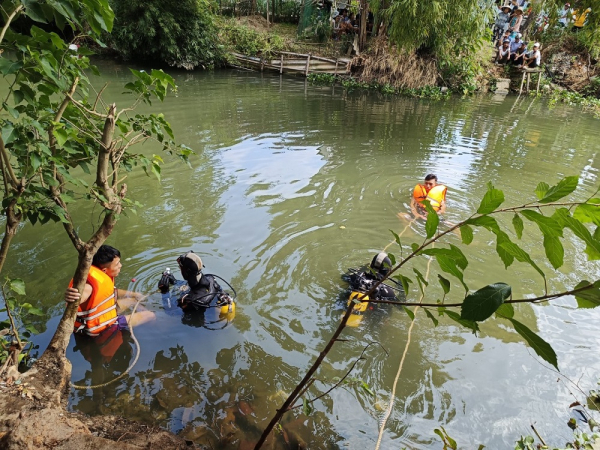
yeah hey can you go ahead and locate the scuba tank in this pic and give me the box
[344,252,403,327]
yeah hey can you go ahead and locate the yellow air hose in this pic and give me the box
[375,215,433,450]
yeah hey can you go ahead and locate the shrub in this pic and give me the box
[110,0,225,69]
[219,19,286,56]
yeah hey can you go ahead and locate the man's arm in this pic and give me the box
[438,199,447,215]
[65,284,93,305]
[410,197,426,219]
[116,288,146,301]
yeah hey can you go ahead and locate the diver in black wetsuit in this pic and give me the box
[158,251,235,313]
[344,252,404,301]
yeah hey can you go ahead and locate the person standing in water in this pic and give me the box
[410,174,447,220]
[64,245,155,335]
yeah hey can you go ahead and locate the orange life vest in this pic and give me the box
[72,266,118,336]
[413,184,447,212]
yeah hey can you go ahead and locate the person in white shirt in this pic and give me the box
[558,3,572,26]
[524,42,541,68]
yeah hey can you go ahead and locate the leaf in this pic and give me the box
[360,381,375,396]
[387,253,396,267]
[554,208,600,260]
[27,307,44,316]
[543,235,564,269]
[13,90,24,104]
[424,308,439,326]
[302,398,312,416]
[31,153,42,171]
[53,128,68,147]
[460,224,473,245]
[4,103,19,119]
[444,309,479,333]
[389,229,402,248]
[420,245,468,270]
[477,182,504,214]
[512,214,524,239]
[25,324,39,335]
[495,303,514,319]
[520,210,563,237]
[413,267,428,295]
[535,182,550,200]
[466,216,515,268]
[436,255,468,292]
[573,280,600,309]
[23,0,48,22]
[402,306,415,321]
[424,200,439,239]
[538,176,578,203]
[151,161,161,181]
[574,201,600,227]
[394,274,412,296]
[0,58,23,76]
[508,318,558,370]
[1,123,16,145]
[461,283,511,322]
[438,275,451,294]
[9,279,26,296]
[441,426,457,450]
[499,241,545,280]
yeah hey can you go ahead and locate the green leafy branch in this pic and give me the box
[255,175,600,448]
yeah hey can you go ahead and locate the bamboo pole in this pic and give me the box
[305,53,311,76]
[519,71,526,94]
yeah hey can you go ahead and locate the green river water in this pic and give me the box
[6,63,600,449]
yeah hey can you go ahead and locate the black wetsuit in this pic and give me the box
[345,270,403,300]
[161,275,224,313]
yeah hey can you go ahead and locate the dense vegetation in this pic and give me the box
[109,0,225,69]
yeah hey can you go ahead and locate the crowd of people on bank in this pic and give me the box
[493,0,593,69]
[495,32,541,68]
[493,1,541,68]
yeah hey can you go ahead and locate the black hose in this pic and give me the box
[208,274,238,300]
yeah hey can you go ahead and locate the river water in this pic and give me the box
[8,64,600,448]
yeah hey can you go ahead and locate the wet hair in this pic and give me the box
[92,245,121,268]
[425,174,438,182]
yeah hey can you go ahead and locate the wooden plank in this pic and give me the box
[309,55,338,63]
[279,51,310,58]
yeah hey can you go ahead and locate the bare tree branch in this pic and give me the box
[0,5,23,45]
[290,342,387,411]
[0,135,18,189]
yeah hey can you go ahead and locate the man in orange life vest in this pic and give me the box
[410,174,447,220]
[65,245,155,337]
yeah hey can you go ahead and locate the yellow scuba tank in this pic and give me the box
[348,291,369,312]
[219,294,236,320]
[345,291,368,328]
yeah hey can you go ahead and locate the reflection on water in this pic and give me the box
[5,66,600,448]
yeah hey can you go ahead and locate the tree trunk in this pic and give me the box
[0,202,20,275]
[37,103,119,385]
[359,0,368,51]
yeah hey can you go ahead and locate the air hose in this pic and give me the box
[70,295,143,390]
[375,224,434,450]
